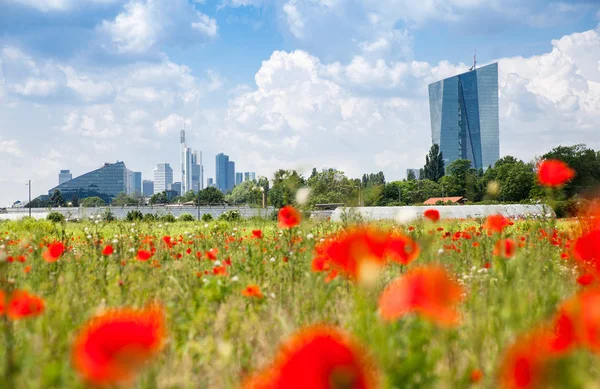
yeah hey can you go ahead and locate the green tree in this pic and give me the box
[422,144,445,182]
[269,170,305,208]
[197,187,225,205]
[306,170,358,207]
[80,196,106,207]
[439,159,479,200]
[542,144,600,198]
[111,192,139,206]
[49,189,65,207]
[150,191,168,205]
[226,180,262,205]
[407,170,416,181]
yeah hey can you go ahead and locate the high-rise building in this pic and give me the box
[172,182,182,197]
[235,172,243,186]
[49,162,128,203]
[243,172,256,182]
[132,172,142,195]
[180,129,204,194]
[227,161,235,191]
[216,153,229,192]
[59,170,72,185]
[428,62,499,171]
[143,180,154,196]
[154,163,173,194]
[207,178,214,187]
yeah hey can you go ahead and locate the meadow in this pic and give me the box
[1,202,599,389]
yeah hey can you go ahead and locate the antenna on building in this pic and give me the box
[469,49,477,71]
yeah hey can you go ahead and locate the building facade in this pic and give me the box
[235,172,243,186]
[207,178,214,187]
[428,62,499,171]
[154,163,173,194]
[227,161,235,192]
[171,182,182,197]
[49,162,128,203]
[243,172,256,182]
[143,180,154,196]
[181,129,204,194]
[59,170,72,185]
[132,172,142,195]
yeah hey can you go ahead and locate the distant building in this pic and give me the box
[49,162,128,203]
[406,169,420,179]
[180,130,204,194]
[127,171,142,195]
[59,170,72,185]
[428,62,499,170]
[235,172,243,186]
[227,161,235,191]
[143,180,154,196]
[244,172,256,182]
[154,163,173,194]
[207,178,214,187]
[216,153,236,192]
[171,182,182,197]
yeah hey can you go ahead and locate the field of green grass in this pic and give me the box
[0,214,597,389]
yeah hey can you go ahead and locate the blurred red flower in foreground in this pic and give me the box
[0,290,45,320]
[136,250,152,261]
[42,241,65,262]
[484,215,511,234]
[242,284,263,298]
[252,230,263,239]
[102,245,114,256]
[243,325,378,389]
[494,239,517,259]
[378,266,464,327]
[573,229,600,275]
[470,369,483,383]
[313,227,420,284]
[537,160,575,187]
[423,209,440,222]
[278,205,301,228]
[72,303,166,386]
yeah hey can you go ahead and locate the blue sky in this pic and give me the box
[0,0,599,205]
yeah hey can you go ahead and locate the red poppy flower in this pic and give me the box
[498,330,554,389]
[557,288,600,353]
[42,241,65,262]
[278,205,302,228]
[494,239,517,258]
[102,245,114,256]
[378,266,464,327]
[252,230,263,239]
[242,285,263,298]
[136,250,152,261]
[423,209,440,222]
[573,229,600,275]
[72,303,166,386]
[470,369,483,383]
[213,266,227,276]
[206,248,218,260]
[537,160,575,187]
[484,215,510,234]
[1,290,45,320]
[243,325,378,389]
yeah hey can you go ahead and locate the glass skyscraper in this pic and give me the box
[49,162,128,203]
[428,62,499,171]
[154,163,173,194]
[216,153,235,192]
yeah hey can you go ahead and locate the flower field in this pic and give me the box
[1,161,600,389]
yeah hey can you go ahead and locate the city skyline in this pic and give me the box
[1,1,599,205]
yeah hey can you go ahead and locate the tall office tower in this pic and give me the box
[49,162,128,203]
[248,172,256,181]
[227,161,235,192]
[143,180,154,196]
[132,172,142,195]
[428,62,499,170]
[180,129,187,193]
[191,151,203,192]
[215,153,229,192]
[235,172,243,186]
[244,172,250,182]
[207,178,214,187]
[153,163,173,194]
[59,170,72,185]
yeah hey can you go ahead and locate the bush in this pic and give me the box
[201,213,213,222]
[47,212,65,223]
[178,213,195,222]
[553,199,580,218]
[103,209,116,222]
[160,214,176,223]
[219,210,241,222]
[126,210,144,222]
[143,213,157,222]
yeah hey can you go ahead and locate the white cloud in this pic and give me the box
[0,140,23,157]
[154,113,191,135]
[100,0,218,54]
[5,0,123,12]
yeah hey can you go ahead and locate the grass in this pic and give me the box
[0,215,595,388]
